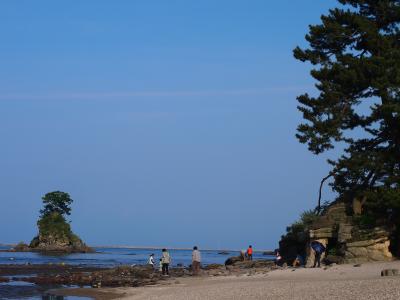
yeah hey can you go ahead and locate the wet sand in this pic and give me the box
[57,260,400,300]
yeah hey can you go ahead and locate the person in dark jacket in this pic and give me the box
[311,241,326,268]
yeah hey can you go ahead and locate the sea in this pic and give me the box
[0,245,274,299]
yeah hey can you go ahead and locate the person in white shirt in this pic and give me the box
[148,253,155,267]
[192,246,201,275]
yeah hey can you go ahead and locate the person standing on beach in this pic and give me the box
[247,245,253,261]
[161,248,171,275]
[148,254,155,267]
[192,246,201,275]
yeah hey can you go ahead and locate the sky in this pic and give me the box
[0,0,340,250]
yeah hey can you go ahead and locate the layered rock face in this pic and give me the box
[308,202,393,265]
[30,232,91,253]
[345,232,392,263]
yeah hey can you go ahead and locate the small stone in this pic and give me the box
[381,269,399,277]
[353,264,362,267]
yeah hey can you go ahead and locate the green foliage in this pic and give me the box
[32,191,86,250]
[294,0,400,216]
[279,209,319,260]
[285,209,319,239]
[300,209,319,227]
[38,212,72,238]
[40,191,73,217]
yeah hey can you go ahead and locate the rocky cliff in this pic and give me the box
[279,202,395,266]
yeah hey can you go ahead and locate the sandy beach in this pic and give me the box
[54,260,400,300]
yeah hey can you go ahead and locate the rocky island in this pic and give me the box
[12,191,92,253]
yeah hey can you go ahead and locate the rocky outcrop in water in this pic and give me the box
[29,231,92,253]
[29,211,92,253]
[27,191,92,253]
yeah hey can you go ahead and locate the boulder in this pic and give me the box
[381,269,399,277]
[224,256,243,266]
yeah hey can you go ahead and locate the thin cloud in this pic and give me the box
[0,86,312,101]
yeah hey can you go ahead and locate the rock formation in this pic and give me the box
[308,202,392,264]
[280,201,394,266]
[28,191,93,253]
[29,212,92,253]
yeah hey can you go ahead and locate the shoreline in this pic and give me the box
[52,260,400,300]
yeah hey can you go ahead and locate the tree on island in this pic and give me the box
[40,191,73,217]
[30,191,91,252]
[294,1,399,250]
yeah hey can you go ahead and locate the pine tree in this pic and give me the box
[294,0,400,219]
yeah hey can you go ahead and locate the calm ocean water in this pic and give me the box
[0,245,273,267]
[0,245,274,299]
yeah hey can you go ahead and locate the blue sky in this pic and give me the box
[0,0,339,249]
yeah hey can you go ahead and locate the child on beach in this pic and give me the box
[148,254,155,267]
[159,258,163,272]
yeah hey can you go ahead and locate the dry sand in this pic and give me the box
[60,261,400,300]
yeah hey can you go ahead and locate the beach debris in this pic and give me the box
[381,269,399,277]
[353,264,362,267]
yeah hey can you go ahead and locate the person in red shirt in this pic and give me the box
[247,245,253,260]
